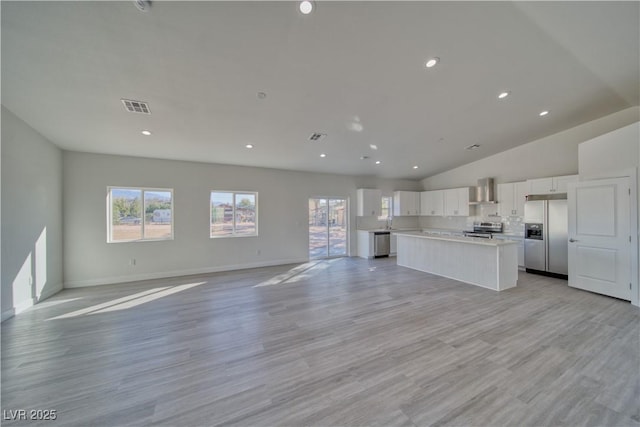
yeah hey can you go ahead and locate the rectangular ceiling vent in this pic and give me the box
[121,99,151,114]
[308,132,327,142]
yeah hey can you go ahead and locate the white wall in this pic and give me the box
[578,122,639,180]
[1,107,64,321]
[63,152,420,287]
[421,107,640,190]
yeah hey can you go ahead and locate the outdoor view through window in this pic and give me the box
[210,191,257,237]
[109,188,173,242]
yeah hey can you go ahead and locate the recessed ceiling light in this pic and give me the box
[375,160,381,165]
[425,57,439,68]
[498,91,510,99]
[299,0,313,14]
[369,144,378,150]
[539,110,549,116]
[320,153,326,158]
[413,165,419,169]
[245,144,254,149]
[141,130,151,136]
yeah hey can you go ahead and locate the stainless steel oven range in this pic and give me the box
[463,221,503,239]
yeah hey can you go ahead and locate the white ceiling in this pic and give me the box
[2,1,639,180]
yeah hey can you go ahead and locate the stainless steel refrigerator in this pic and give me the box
[524,194,568,278]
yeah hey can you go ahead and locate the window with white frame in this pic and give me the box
[210,191,258,237]
[108,187,173,242]
[379,196,392,220]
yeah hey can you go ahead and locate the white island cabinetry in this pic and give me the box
[396,232,518,291]
[493,235,525,269]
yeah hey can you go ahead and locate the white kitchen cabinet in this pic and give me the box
[393,191,420,216]
[443,187,473,216]
[357,230,373,258]
[498,181,527,217]
[357,189,382,216]
[420,190,444,216]
[527,175,578,195]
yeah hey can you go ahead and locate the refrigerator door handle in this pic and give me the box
[569,238,578,243]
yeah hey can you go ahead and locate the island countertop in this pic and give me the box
[394,231,519,247]
[396,232,518,291]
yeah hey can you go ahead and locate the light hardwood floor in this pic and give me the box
[2,257,639,426]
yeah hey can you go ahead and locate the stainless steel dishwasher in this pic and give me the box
[373,231,390,257]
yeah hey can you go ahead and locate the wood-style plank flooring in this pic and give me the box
[2,257,639,426]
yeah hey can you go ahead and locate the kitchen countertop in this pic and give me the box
[358,228,421,233]
[395,231,519,247]
[494,233,525,238]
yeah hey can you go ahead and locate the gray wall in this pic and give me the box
[1,107,63,320]
[420,107,640,190]
[63,152,420,287]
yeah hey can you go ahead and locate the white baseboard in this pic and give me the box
[1,283,63,322]
[37,283,64,302]
[63,258,309,289]
[1,308,16,322]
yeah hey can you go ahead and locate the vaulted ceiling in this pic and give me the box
[2,1,638,179]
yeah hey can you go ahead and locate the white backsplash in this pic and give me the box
[418,204,525,235]
[358,207,524,235]
[356,215,420,230]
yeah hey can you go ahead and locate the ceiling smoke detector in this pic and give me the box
[308,133,327,142]
[121,99,151,114]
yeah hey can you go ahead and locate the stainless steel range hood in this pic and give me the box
[470,177,496,204]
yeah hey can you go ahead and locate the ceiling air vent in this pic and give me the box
[121,99,151,114]
[308,133,327,142]
[465,144,481,150]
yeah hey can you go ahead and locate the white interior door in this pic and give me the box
[568,178,631,300]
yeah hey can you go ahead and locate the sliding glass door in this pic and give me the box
[309,198,348,259]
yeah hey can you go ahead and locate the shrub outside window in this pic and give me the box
[108,187,173,242]
[211,191,258,237]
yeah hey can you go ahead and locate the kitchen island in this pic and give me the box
[395,231,518,291]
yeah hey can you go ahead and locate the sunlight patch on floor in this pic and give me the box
[254,259,341,287]
[48,282,205,319]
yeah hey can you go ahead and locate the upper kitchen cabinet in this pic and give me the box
[357,189,382,216]
[527,175,578,195]
[420,190,444,216]
[443,187,474,216]
[498,181,527,217]
[393,191,420,216]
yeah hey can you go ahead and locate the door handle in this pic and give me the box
[569,238,578,243]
